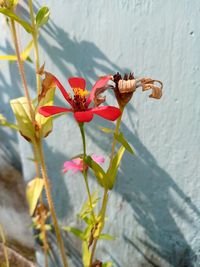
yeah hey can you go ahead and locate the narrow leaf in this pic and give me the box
[114,132,134,154]
[99,127,114,134]
[0,114,18,130]
[0,40,34,61]
[102,262,113,267]
[106,146,125,189]
[79,191,99,220]
[26,178,44,216]
[84,156,107,189]
[63,226,85,240]
[82,241,91,267]
[36,6,50,28]
[99,233,115,241]
[0,8,33,33]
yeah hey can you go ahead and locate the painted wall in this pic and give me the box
[1,0,200,266]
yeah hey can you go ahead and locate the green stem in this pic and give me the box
[89,107,124,266]
[10,19,35,122]
[89,189,108,267]
[28,0,41,95]
[0,224,10,267]
[36,139,69,267]
[79,123,96,222]
[109,106,124,167]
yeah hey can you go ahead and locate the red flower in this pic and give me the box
[38,76,121,123]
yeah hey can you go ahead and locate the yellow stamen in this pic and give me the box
[73,87,89,97]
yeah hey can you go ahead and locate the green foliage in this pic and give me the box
[26,178,44,216]
[0,113,18,130]
[10,97,35,141]
[106,146,126,189]
[0,8,33,33]
[63,226,85,240]
[35,87,55,138]
[36,6,50,28]
[114,132,134,155]
[102,262,113,267]
[99,233,115,241]
[0,40,34,61]
[99,126,114,134]
[0,0,18,9]
[82,241,91,267]
[79,191,99,220]
[84,156,107,188]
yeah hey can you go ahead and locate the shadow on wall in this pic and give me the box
[1,10,199,267]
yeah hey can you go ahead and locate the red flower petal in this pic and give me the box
[53,76,74,106]
[74,110,94,122]
[91,106,121,121]
[39,106,72,117]
[86,75,112,107]
[68,77,86,90]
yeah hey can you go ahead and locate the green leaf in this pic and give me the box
[82,241,91,267]
[84,156,107,189]
[102,262,113,267]
[99,233,115,241]
[99,126,114,134]
[0,40,34,61]
[36,6,50,28]
[71,153,84,160]
[10,97,35,141]
[35,88,55,138]
[0,8,33,33]
[79,191,99,220]
[63,226,85,240]
[114,132,134,155]
[0,113,18,130]
[26,178,44,216]
[106,146,126,189]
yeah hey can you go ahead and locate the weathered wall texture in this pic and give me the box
[1,0,200,266]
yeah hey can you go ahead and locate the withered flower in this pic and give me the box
[112,72,163,108]
[137,77,163,99]
[113,72,136,108]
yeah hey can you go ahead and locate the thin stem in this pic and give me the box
[79,123,96,222]
[28,0,41,95]
[40,215,49,267]
[89,108,124,266]
[10,19,35,122]
[36,139,69,267]
[0,224,10,267]
[32,141,40,177]
[89,189,108,267]
[109,106,124,166]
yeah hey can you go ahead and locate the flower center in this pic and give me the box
[72,87,89,111]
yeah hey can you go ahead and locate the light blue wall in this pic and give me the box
[1,0,200,266]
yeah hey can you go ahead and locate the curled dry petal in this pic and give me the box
[139,78,163,99]
[118,79,136,93]
[38,71,56,102]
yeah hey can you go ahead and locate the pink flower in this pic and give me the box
[63,155,105,174]
[38,76,121,123]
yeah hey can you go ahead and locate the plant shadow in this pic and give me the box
[0,10,199,267]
